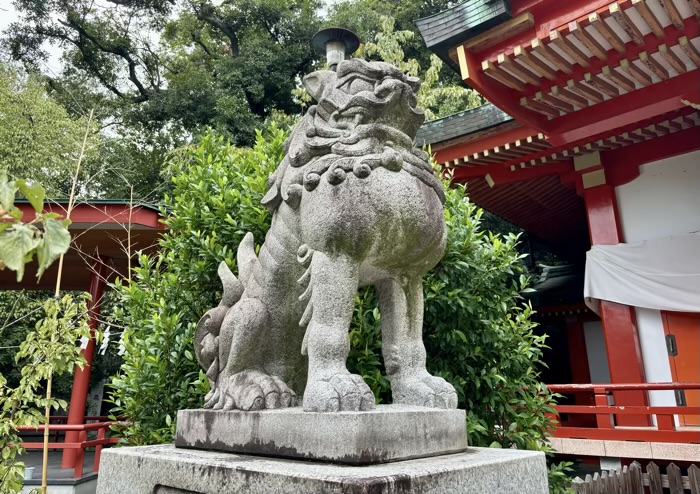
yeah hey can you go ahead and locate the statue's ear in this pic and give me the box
[303,70,336,102]
[406,75,421,94]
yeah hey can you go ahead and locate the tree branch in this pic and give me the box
[37,25,127,100]
[59,16,151,101]
[194,6,239,57]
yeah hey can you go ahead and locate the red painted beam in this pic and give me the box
[549,70,700,147]
[487,106,697,172]
[451,161,572,185]
[17,202,163,229]
[551,427,700,443]
[433,125,537,165]
[603,125,700,175]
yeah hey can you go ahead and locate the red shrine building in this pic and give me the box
[2,201,162,489]
[416,0,700,464]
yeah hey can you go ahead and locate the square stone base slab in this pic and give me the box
[97,444,549,494]
[175,405,468,464]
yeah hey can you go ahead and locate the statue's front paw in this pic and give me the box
[303,373,375,412]
[392,373,458,409]
[205,370,295,411]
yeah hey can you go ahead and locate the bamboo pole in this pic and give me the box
[41,109,94,494]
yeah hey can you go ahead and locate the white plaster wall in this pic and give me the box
[636,307,678,425]
[616,149,700,243]
[614,151,700,417]
[583,321,611,384]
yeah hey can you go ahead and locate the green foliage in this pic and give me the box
[109,125,287,444]
[345,177,558,449]
[0,68,100,197]
[108,124,570,491]
[361,16,482,120]
[0,294,92,493]
[0,172,71,281]
[5,0,321,146]
[548,460,575,494]
[326,0,450,69]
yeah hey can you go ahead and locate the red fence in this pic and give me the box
[548,382,700,443]
[18,418,120,478]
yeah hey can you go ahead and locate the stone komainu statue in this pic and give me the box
[195,58,458,413]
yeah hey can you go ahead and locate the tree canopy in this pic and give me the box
[5,0,322,145]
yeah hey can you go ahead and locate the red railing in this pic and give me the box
[18,419,120,478]
[548,382,700,443]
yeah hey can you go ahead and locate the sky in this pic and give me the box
[0,1,64,73]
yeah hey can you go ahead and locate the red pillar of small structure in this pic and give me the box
[583,183,650,426]
[61,260,107,469]
[566,316,596,427]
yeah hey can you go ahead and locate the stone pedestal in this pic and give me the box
[175,405,467,464]
[97,444,549,494]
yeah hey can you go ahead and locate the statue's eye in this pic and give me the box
[345,78,374,93]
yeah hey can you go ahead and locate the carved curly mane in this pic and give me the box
[261,58,444,213]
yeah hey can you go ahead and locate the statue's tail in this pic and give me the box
[195,233,258,385]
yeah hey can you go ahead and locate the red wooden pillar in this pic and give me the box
[61,260,107,469]
[582,180,650,426]
[566,317,591,388]
[566,317,596,427]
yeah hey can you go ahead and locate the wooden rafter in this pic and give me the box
[567,79,604,103]
[482,60,525,91]
[589,11,626,53]
[549,30,590,67]
[552,85,588,108]
[659,44,687,74]
[537,91,574,113]
[497,53,541,86]
[602,65,636,92]
[521,96,560,117]
[679,36,700,67]
[610,2,644,46]
[568,20,608,61]
[639,51,669,80]
[632,0,664,38]
[584,72,619,97]
[514,45,557,80]
[620,59,652,86]
[658,0,684,30]
[690,0,700,19]
[531,38,573,74]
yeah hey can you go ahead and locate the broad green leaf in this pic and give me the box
[0,171,17,213]
[17,180,46,213]
[36,217,71,278]
[0,223,40,281]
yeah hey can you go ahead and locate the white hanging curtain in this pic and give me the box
[584,232,700,314]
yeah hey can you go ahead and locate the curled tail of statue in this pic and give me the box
[195,232,258,386]
[296,244,315,355]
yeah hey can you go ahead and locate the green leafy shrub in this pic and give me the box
[109,125,569,491]
[347,179,558,449]
[109,125,286,444]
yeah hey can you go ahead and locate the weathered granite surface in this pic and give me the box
[175,405,467,464]
[97,444,549,494]
[195,58,457,413]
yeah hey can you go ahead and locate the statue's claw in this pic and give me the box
[303,373,375,412]
[391,374,458,409]
[203,388,220,409]
[207,370,296,411]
